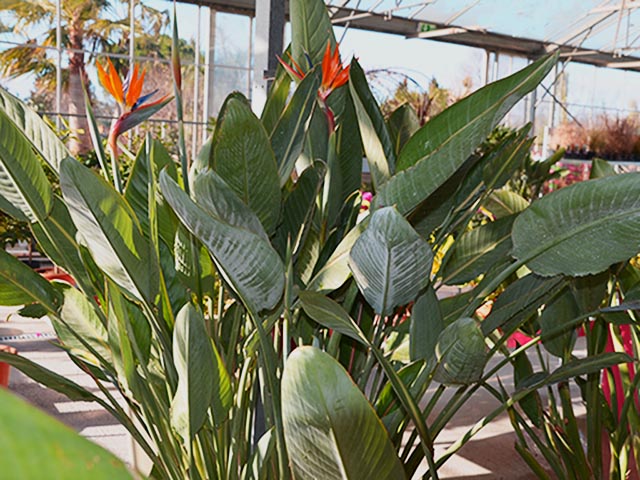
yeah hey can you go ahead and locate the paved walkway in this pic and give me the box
[1,305,582,479]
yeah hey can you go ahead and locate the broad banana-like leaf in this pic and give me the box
[282,347,406,480]
[0,107,53,222]
[55,284,111,365]
[30,196,98,293]
[518,352,632,389]
[336,93,364,203]
[0,248,60,310]
[513,349,543,428]
[434,317,487,385]
[59,158,159,304]
[440,215,516,285]
[171,304,231,444]
[322,132,343,228]
[298,290,366,344]
[107,284,147,396]
[298,292,437,468]
[483,189,528,219]
[512,173,640,276]
[271,69,321,186]
[82,82,110,182]
[570,273,609,313]
[349,207,432,316]
[388,103,420,156]
[124,138,178,248]
[590,158,616,179]
[375,54,557,215]
[481,274,565,335]
[481,125,532,189]
[410,286,444,362]
[349,59,395,188]
[307,220,368,292]
[0,351,96,402]
[0,388,133,480]
[261,55,291,135]
[290,0,335,67]
[274,163,324,257]
[161,172,284,315]
[211,93,281,234]
[0,86,71,172]
[539,288,579,358]
[194,169,268,239]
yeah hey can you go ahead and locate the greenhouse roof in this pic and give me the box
[183,0,640,72]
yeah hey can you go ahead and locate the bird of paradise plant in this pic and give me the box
[97,57,172,191]
[278,40,350,130]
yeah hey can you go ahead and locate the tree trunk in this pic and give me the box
[66,17,92,157]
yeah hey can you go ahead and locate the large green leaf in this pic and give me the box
[440,215,516,285]
[290,0,335,67]
[349,59,396,189]
[434,317,487,385]
[59,158,159,304]
[298,290,367,344]
[193,169,268,239]
[375,54,557,215]
[0,86,71,172]
[274,162,324,257]
[307,220,368,292]
[54,284,111,365]
[271,69,321,186]
[0,351,96,402]
[124,138,178,247]
[212,93,281,234]
[483,189,529,219]
[171,304,230,444]
[30,196,100,295]
[349,207,432,316]
[261,56,292,135]
[107,284,148,395]
[539,288,579,358]
[336,92,364,203]
[160,172,284,315]
[0,107,52,222]
[0,248,60,310]
[410,285,444,362]
[387,103,420,156]
[282,346,406,480]
[0,388,133,480]
[481,274,565,335]
[512,173,640,276]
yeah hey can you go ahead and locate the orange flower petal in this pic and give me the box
[97,62,118,100]
[277,54,305,80]
[321,41,333,89]
[332,66,350,90]
[126,65,145,108]
[106,57,124,104]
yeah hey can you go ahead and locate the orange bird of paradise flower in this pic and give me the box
[97,57,171,155]
[278,40,350,130]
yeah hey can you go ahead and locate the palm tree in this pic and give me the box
[0,0,167,155]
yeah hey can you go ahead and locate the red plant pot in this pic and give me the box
[0,362,10,387]
[0,345,17,388]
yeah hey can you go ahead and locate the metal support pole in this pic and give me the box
[248,16,254,98]
[492,51,499,82]
[55,0,62,130]
[192,6,201,154]
[129,0,135,65]
[252,0,285,113]
[202,7,216,140]
[482,50,490,85]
